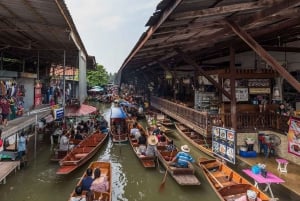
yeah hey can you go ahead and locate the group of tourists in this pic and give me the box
[71,168,109,201]
[129,122,195,168]
[59,116,108,152]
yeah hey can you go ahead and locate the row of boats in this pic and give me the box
[50,104,270,201]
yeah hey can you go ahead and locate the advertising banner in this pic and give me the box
[287,117,300,157]
[212,126,236,164]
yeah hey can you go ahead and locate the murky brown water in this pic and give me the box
[0,102,220,201]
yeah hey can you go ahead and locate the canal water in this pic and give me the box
[0,103,220,201]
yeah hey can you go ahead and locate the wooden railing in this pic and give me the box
[151,96,289,135]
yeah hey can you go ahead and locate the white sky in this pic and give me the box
[65,0,161,74]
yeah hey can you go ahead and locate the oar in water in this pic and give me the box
[159,149,175,192]
[156,156,165,174]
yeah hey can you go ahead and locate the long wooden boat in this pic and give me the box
[127,121,156,168]
[110,106,129,143]
[56,131,108,175]
[68,161,112,201]
[156,145,201,186]
[198,158,270,201]
[156,113,174,127]
[175,122,213,157]
[145,112,172,134]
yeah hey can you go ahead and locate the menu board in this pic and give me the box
[212,126,236,164]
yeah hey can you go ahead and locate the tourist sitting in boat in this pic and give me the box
[166,140,176,151]
[152,125,160,135]
[235,189,261,201]
[137,132,147,155]
[169,145,194,168]
[130,123,139,137]
[71,186,86,201]
[59,131,70,151]
[85,191,94,201]
[157,133,167,146]
[145,135,158,157]
[90,168,109,193]
[81,168,94,191]
[75,130,84,140]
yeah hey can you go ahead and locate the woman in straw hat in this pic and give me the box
[145,135,158,157]
[169,144,194,168]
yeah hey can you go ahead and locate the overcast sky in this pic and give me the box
[65,0,161,74]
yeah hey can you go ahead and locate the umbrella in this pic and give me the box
[110,107,127,119]
[65,104,97,117]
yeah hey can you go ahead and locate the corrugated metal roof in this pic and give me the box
[120,0,300,81]
[0,0,94,68]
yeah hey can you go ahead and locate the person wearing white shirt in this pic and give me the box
[59,132,69,151]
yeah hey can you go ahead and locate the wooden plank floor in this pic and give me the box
[0,161,20,184]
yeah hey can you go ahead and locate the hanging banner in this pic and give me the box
[287,117,300,157]
[212,126,236,164]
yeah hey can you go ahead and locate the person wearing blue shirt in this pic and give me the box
[169,144,194,168]
[17,132,27,160]
[81,168,94,191]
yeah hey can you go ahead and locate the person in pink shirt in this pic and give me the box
[90,168,109,193]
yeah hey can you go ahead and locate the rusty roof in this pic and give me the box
[119,0,300,80]
[0,0,95,68]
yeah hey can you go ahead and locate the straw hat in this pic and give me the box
[181,145,190,153]
[147,135,158,145]
[247,190,257,200]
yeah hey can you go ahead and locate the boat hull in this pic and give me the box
[156,147,201,186]
[198,158,270,201]
[175,122,213,157]
[56,131,108,175]
[68,161,112,201]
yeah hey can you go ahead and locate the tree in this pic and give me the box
[87,64,109,87]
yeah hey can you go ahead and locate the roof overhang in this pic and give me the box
[119,0,300,81]
[0,0,94,68]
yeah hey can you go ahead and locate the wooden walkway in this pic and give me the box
[0,161,20,184]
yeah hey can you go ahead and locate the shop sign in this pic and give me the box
[287,117,300,157]
[53,107,64,120]
[212,126,236,164]
[223,88,248,102]
[249,88,271,94]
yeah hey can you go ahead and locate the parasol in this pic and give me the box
[65,104,97,117]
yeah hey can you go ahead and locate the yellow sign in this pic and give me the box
[249,88,271,94]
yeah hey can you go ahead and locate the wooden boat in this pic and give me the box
[156,113,174,127]
[56,131,108,175]
[110,106,129,143]
[127,121,156,168]
[68,161,112,201]
[145,112,172,134]
[175,122,213,157]
[50,138,82,162]
[198,158,270,201]
[156,145,201,186]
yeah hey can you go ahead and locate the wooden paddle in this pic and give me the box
[159,149,175,192]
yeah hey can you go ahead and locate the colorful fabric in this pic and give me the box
[175,151,194,168]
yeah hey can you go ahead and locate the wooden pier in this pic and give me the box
[0,161,20,184]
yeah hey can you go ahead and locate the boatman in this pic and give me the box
[169,144,194,168]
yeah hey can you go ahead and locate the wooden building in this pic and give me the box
[118,0,300,165]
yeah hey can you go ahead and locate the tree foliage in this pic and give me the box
[87,64,109,87]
